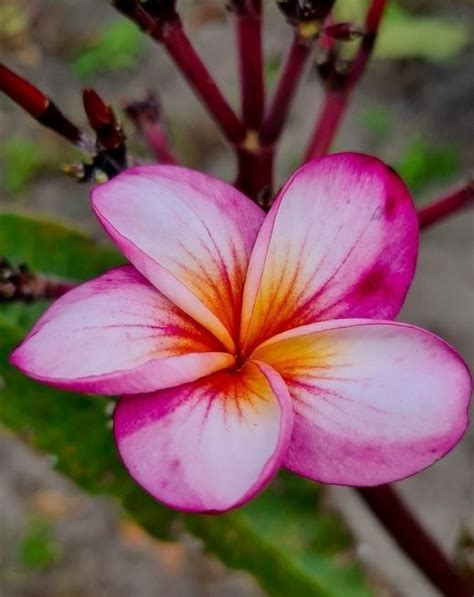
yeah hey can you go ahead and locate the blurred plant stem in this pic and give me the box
[418,183,474,230]
[230,0,265,131]
[305,0,387,161]
[358,485,471,597]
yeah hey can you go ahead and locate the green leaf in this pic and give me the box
[71,19,145,79]
[395,138,459,196]
[360,107,392,140]
[0,213,372,596]
[376,4,469,62]
[0,137,44,195]
[19,518,61,570]
[335,1,469,63]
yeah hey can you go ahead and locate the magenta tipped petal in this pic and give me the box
[253,319,471,486]
[114,361,293,512]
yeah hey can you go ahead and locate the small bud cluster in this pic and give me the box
[0,259,39,301]
[138,0,177,20]
[124,91,161,125]
[0,259,73,302]
[276,0,335,25]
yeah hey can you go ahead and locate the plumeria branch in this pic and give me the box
[358,486,471,597]
[0,259,75,302]
[124,91,179,164]
[418,182,474,230]
[0,63,93,153]
[260,31,314,147]
[111,0,245,146]
[304,0,387,161]
[260,2,336,152]
[230,0,265,131]
[0,63,131,182]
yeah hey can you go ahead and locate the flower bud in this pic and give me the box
[276,0,335,25]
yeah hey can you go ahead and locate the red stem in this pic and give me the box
[260,34,313,146]
[347,0,386,88]
[124,92,178,164]
[111,3,245,145]
[304,0,387,162]
[303,90,347,160]
[235,146,273,201]
[160,20,245,144]
[358,486,471,597]
[418,183,474,230]
[0,63,92,152]
[235,1,265,130]
[140,122,178,164]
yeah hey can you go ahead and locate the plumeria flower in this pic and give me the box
[11,153,471,513]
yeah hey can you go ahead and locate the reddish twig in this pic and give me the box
[358,485,471,597]
[235,144,274,203]
[83,89,128,174]
[303,89,347,162]
[304,0,387,161]
[260,33,314,146]
[111,1,245,145]
[124,92,178,164]
[0,63,92,152]
[231,0,265,130]
[418,183,474,230]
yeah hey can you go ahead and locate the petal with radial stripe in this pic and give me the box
[92,166,265,352]
[252,319,471,485]
[114,361,293,512]
[240,153,418,354]
[10,266,234,394]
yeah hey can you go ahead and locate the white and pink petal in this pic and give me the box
[10,266,233,395]
[114,361,293,512]
[92,166,265,352]
[252,319,471,486]
[240,153,419,354]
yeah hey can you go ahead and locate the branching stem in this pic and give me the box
[304,0,387,161]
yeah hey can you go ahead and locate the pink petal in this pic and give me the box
[114,361,293,512]
[252,319,471,486]
[10,266,234,395]
[240,153,418,354]
[91,166,265,352]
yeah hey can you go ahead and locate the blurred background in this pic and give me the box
[0,0,473,595]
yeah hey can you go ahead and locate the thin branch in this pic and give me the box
[231,0,265,130]
[304,0,387,162]
[358,485,471,597]
[124,92,178,164]
[111,1,245,145]
[260,33,314,146]
[303,89,346,161]
[0,260,75,302]
[0,63,93,152]
[418,183,474,230]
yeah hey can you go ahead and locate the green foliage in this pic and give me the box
[395,138,459,195]
[0,212,372,596]
[0,137,44,195]
[335,0,468,62]
[376,4,469,62]
[361,107,392,140]
[19,518,61,570]
[71,20,144,79]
